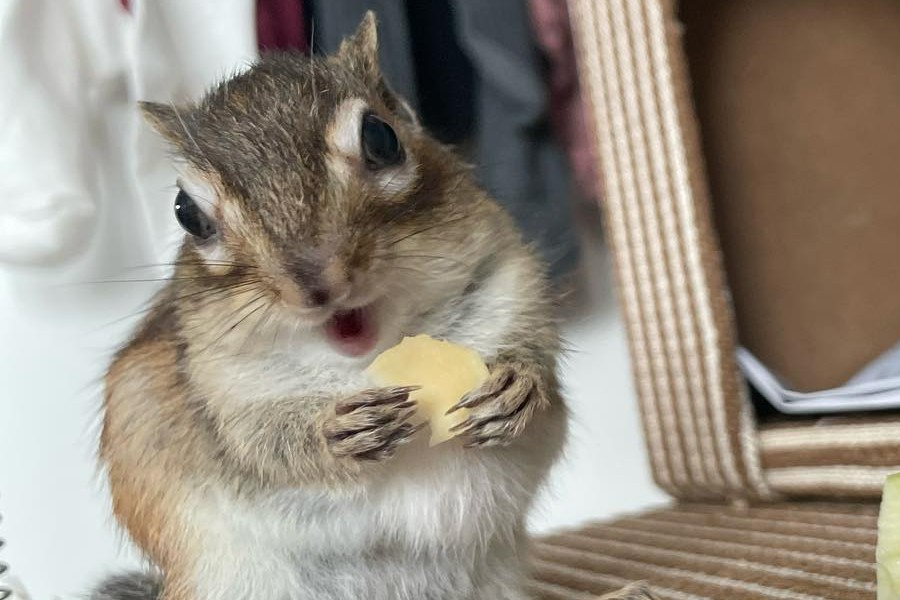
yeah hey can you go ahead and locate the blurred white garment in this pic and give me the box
[0,1,256,597]
[0,0,120,267]
[0,0,256,269]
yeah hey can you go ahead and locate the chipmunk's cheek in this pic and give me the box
[323,305,379,357]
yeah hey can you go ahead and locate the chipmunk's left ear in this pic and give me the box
[338,11,380,82]
[336,11,419,127]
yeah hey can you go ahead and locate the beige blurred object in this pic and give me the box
[528,0,897,598]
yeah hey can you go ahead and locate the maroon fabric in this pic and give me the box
[256,0,308,53]
[117,0,308,55]
[529,0,598,203]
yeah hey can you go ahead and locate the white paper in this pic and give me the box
[737,342,900,414]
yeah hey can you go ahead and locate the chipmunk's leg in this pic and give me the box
[210,386,421,486]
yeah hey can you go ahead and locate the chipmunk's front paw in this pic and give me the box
[323,386,423,461]
[448,362,549,447]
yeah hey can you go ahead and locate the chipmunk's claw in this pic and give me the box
[324,387,422,461]
[449,362,547,447]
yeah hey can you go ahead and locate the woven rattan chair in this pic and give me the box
[530,1,900,598]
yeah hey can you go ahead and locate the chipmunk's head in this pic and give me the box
[145,12,490,358]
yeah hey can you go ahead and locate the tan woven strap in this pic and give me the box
[567,0,771,499]
[530,502,878,600]
[759,416,900,497]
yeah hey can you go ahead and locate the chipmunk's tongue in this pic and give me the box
[324,306,378,357]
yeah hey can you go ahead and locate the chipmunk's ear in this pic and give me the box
[335,12,418,126]
[139,101,195,147]
[337,11,380,82]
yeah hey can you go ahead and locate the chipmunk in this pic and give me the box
[92,12,566,600]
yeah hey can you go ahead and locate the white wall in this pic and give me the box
[0,272,153,599]
[532,224,668,533]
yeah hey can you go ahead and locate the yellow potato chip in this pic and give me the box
[366,335,489,445]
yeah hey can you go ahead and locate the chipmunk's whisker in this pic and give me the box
[371,252,472,269]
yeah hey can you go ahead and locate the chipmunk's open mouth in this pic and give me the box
[324,305,378,357]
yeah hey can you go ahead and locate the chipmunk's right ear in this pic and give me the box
[139,101,196,147]
[337,11,380,83]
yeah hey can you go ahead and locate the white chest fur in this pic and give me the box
[190,439,539,600]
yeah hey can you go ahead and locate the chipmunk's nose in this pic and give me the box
[308,287,331,307]
[289,256,351,309]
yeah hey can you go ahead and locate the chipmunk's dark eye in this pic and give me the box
[361,113,403,170]
[174,189,216,240]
